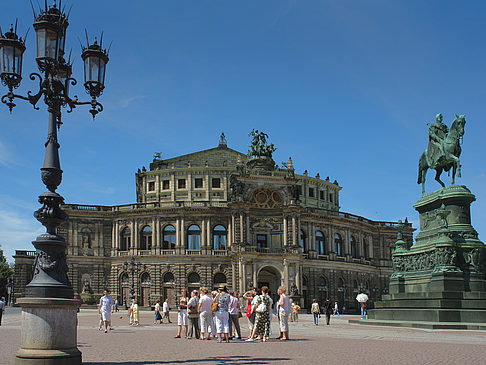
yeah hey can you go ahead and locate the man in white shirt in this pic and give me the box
[0,297,5,326]
[98,290,114,333]
[162,298,171,323]
[197,287,213,340]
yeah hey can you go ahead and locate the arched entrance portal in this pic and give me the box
[257,266,282,304]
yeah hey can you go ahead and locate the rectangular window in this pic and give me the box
[319,190,325,200]
[212,178,221,188]
[297,186,302,196]
[194,178,203,188]
[162,180,170,190]
[329,193,333,202]
[309,187,315,198]
[178,179,186,189]
[256,234,268,249]
[148,181,155,191]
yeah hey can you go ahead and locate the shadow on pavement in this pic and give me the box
[84,355,291,364]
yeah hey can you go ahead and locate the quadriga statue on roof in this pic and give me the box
[418,114,466,194]
[248,129,277,159]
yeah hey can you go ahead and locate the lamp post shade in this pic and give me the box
[81,39,109,98]
[0,25,26,89]
[33,4,68,69]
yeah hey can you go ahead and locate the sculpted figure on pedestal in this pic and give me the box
[417,114,466,194]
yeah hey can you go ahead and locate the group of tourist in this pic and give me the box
[168,284,291,342]
[97,285,293,342]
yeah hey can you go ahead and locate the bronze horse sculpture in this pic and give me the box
[418,114,466,194]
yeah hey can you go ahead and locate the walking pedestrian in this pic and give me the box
[98,290,114,333]
[187,290,200,339]
[312,299,320,325]
[198,287,213,340]
[323,298,333,325]
[277,286,290,340]
[162,299,171,323]
[131,300,140,325]
[129,300,134,325]
[0,297,5,326]
[228,291,242,340]
[214,285,231,343]
[333,301,339,315]
[154,300,162,324]
[174,290,189,338]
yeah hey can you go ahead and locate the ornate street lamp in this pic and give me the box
[123,256,139,301]
[1,2,110,364]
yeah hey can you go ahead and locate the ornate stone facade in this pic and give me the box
[14,137,413,311]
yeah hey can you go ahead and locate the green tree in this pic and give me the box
[0,245,13,298]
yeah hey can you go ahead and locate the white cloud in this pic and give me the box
[0,200,44,263]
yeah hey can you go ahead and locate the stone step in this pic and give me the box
[367,308,486,323]
[349,318,486,330]
[374,298,486,310]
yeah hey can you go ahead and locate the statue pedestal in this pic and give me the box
[15,298,82,365]
[353,186,486,329]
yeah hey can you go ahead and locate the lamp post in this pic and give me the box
[1,2,109,364]
[123,256,139,302]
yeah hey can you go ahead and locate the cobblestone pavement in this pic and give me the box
[1,309,486,364]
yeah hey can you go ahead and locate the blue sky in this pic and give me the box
[1,1,485,262]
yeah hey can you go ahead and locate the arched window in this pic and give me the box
[187,225,201,250]
[213,225,227,250]
[163,225,176,249]
[141,272,151,284]
[300,230,306,250]
[213,273,227,284]
[140,226,152,250]
[318,276,327,287]
[334,233,343,256]
[316,231,325,255]
[163,272,174,283]
[302,276,308,286]
[120,227,130,251]
[188,272,200,284]
[363,239,369,260]
[351,236,358,258]
[338,277,345,289]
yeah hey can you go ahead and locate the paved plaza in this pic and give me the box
[1,308,486,364]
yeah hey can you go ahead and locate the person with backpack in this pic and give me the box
[312,299,321,325]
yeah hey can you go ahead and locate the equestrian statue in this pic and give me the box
[418,113,466,194]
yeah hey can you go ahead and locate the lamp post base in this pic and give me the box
[15,298,82,365]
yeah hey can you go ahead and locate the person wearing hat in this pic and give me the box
[214,285,231,343]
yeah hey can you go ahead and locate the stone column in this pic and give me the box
[246,215,250,243]
[176,219,180,248]
[252,262,257,287]
[297,218,301,249]
[180,218,185,250]
[283,215,288,246]
[307,222,312,252]
[201,218,206,248]
[295,262,301,293]
[231,262,236,291]
[154,218,159,254]
[228,218,232,247]
[292,216,297,246]
[231,214,236,243]
[239,213,244,243]
[241,260,247,291]
[238,259,243,291]
[206,219,211,249]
